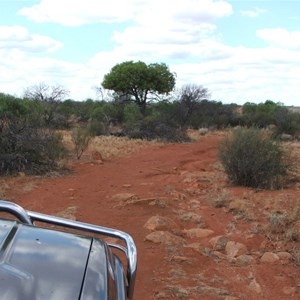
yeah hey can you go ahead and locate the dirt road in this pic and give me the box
[4,133,300,299]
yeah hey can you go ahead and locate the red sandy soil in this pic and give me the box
[2,133,300,299]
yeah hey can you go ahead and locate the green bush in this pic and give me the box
[0,119,67,175]
[219,127,288,189]
[88,120,108,136]
[274,109,300,136]
[71,126,94,159]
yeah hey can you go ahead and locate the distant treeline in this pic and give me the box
[1,88,299,137]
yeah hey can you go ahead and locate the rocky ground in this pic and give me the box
[1,132,300,299]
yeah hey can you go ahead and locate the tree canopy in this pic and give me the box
[102,61,176,114]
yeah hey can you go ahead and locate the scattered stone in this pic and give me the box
[153,291,168,299]
[194,284,230,296]
[185,243,202,252]
[166,286,189,298]
[55,206,77,220]
[212,251,227,260]
[183,228,214,239]
[154,292,170,300]
[111,193,138,202]
[277,251,293,264]
[249,278,262,294]
[91,150,104,163]
[293,220,300,235]
[209,235,229,251]
[236,254,255,266]
[122,184,131,188]
[199,128,209,135]
[260,252,280,263]
[282,286,296,296]
[145,231,186,246]
[179,212,203,224]
[225,241,248,258]
[171,255,191,263]
[144,216,179,233]
[228,199,247,212]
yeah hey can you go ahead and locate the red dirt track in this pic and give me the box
[4,133,300,299]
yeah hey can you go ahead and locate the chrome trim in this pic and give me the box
[0,200,137,300]
[0,200,32,225]
[107,242,128,255]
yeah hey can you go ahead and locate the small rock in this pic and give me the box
[171,256,191,263]
[282,286,296,296]
[183,228,214,238]
[153,291,168,299]
[236,254,255,265]
[122,184,131,188]
[277,251,293,264]
[167,286,189,298]
[249,278,262,294]
[179,212,203,224]
[112,193,137,202]
[144,216,179,232]
[225,241,248,258]
[199,128,209,135]
[209,235,229,251]
[91,150,104,163]
[213,251,227,259]
[145,231,186,246]
[185,243,202,252]
[55,206,77,220]
[228,199,247,212]
[260,252,280,263]
[91,150,102,160]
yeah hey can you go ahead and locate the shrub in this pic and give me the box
[126,118,190,142]
[219,127,288,189]
[71,126,94,159]
[274,109,300,136]
[88,120,107,136]
[0,119,67,175]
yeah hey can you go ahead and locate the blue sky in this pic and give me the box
[1,0,300,106]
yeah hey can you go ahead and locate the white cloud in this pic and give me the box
[169,44,300,104]
[257,28,300,49]
[18,0,232,26]
[2,1,299,106]
[2,40,300,105]
[108,0,232,63]
[18,0,140,26]
[0,25,62,52]
[241,7,266,18]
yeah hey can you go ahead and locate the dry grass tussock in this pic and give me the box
[89,136,163,159]
[59,130,162,160]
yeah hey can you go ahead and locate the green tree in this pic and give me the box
[175,84,210,127]
[102,61,176,115]
[24,82,69,127]
[242,100,283,127]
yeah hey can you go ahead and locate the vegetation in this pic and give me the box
[1,60,300,176]
[102,61,176,115]
[71,126,94,159]
[0,92,67,175]
[219,127,289,189]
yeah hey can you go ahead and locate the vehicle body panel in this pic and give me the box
[0,201,137,300]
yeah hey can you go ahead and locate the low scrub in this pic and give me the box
[0,119,67,175]
[71,126,94,159]
[126,118,190,143]
[219,127,289,189]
